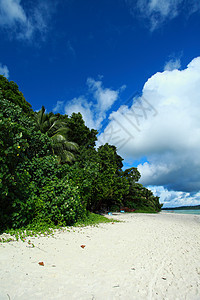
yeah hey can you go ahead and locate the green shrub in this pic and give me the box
[134,206,157,213]
[32,178,85,226]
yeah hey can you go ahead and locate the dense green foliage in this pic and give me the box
[34,106,78,163]
[0,75,33,116]
[0,96,85,231]
[56,112,98,149]
[0,76,162,233]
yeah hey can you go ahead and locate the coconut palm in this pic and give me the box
[34,106,50,133]
[34,106,78,163]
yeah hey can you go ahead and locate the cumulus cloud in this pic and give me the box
[164,58,181,71]
[87,78,119,113]
[65,96,96,129]
[0,0,56,41]
[98,57,200,194]
[0,62,9,78]
[149,186,200,208]
[64,78,121,129]
[125,0,200,31]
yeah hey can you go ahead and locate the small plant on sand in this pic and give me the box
[133,206,158,213]
[74,212,117,227]
[0,213,117,243]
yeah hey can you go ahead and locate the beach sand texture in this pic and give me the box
[0,213,200,300]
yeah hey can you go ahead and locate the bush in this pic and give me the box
[134,206,157,213]
[32,178,85,226]
[12,156,86,228]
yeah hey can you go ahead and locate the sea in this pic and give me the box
[162,209,200,215]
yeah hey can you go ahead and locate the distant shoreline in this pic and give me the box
[161,209,200,216]
[162,204,200,210]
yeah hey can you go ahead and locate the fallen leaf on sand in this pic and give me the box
[81,245,86,248]
[38,262,44,266]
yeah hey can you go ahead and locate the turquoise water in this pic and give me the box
[163,209,200,215]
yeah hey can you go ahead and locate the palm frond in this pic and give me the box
[34,106,78,163]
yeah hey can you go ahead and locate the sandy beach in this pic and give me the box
[0,212,200,300]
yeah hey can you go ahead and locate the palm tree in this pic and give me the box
[34,106,50,133]
[34,106,78,163]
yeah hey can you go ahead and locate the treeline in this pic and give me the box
[0,75,162,231]
[162,205,200,210]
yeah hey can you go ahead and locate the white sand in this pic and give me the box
[0,213,200,300]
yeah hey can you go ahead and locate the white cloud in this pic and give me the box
[98,57,200,194]
[87,77,119,114]
[164,58,181,71]
[0,62,9,78]
[0,0,26,26]
[0,0,56,41]
[64,78,122,129]
[65,96,96,129]
[125,0,200,31]
[149,186,200,208]
[52,100,64,113]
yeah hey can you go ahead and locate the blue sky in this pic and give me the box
[0,0,200,207]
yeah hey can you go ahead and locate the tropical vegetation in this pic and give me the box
[0,75,162,233]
